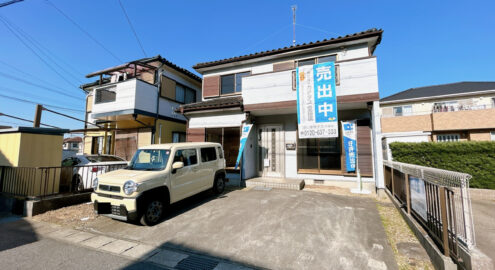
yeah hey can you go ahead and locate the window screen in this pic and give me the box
[185,88,196,104]
[221,74,235,95]
[298,58,315,67]
[317,55,337,63]
[175,85,185,103]
[201,147,217,162]
[95,87,116,104]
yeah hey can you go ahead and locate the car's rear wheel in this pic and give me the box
[140,199,165,226]
[213,175,225,195]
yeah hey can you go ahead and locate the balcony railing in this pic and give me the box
[382,103,495,118]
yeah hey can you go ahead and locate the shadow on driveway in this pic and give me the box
[0,216,39,252]
[82,188,397,270]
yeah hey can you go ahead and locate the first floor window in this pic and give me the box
[297,137,341,172]
[490,131,495,141]
[172,132,186,143]
[205,127,240,168]
[437,134,460,142]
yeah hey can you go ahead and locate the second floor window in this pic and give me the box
[95,86,116,104]
[393,105,412,116]
[175,84,196,104]
[221,71,250,95]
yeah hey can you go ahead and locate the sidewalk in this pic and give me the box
[0,218,252,270]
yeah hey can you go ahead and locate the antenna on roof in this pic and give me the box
[291,5,297,46]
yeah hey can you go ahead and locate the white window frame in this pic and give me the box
[491,131,495,141]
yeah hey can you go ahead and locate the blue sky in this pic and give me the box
[0,0,494,130]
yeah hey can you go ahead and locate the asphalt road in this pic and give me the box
[0,218,165,270]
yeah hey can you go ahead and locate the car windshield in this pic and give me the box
[86,155,124,162]
[128,149,170,171]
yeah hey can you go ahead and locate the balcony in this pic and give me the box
[90,78,186,126]
[241,57,379,113]
[381,106,495,133]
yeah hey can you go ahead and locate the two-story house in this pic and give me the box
[380,81,495,160]
[178,29,385,190]
[81,55,202,160]
[63,136,82,153]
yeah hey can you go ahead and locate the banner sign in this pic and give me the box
[234,123,253,169]
[297,62,338,138]
[410,176,427,220]
[342,120,357,172]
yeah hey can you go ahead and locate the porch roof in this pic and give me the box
[177,96,243,113]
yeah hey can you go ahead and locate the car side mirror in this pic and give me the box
[172,161,184,170]
[171,161,184,174]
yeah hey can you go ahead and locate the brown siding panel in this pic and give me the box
[187,128,205,142]
[357,125,373,176]
[273,61,294,72]
[203,76,220,98]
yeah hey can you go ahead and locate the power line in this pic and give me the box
[295,23,341,36]
[0,71,82,100]
[243,24,292,54]
[0,85,81,108]
[118,0,147,57]
[0,112,60,128]
[42,107,101,128]
[45,0,122,63]
[1,15,85,83]
[0,93,85,113]
[0,15,82,90]
[0,0,23,8]
[0,59,70,90]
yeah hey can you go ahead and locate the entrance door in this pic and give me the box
[258,125,284,178]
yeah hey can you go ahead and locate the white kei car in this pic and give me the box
[62,154,128,191]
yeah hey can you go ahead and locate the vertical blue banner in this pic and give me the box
[341,120,357,172]
[313,62,337,124]
[296,61,338,138]
[235,124,252,169]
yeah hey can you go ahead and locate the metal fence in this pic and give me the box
[0,164,126,199]
[383,160,475,260]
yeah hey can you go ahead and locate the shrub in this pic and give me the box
[389,141,495,189]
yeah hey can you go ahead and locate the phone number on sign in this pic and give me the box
[300,128,337,137]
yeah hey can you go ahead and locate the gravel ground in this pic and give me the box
[376,196,433,270]
[32,202,100,228]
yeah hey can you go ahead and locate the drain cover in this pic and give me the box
[175,256,219,270]
[253,186,272,191]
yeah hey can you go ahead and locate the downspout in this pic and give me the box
[153,60,167,144]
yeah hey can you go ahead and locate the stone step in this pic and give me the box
[245,178,305,190]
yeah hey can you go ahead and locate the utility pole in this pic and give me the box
[33,104,42,128]
[291,5,297,46]
[0,0,23,8]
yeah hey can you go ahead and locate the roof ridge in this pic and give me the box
[193,28,383,70]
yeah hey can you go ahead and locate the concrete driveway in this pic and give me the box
[472,199,495,262]
[78,188,397,270]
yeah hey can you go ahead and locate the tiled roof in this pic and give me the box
[381,82,495,103]
[64,136,83,143]
[193,28,383,70]
[178,96,243,113]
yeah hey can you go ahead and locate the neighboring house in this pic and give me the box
[380,81,495,160]
[63,136,83,153]
[177,28,385,189]
[81,55,202,160]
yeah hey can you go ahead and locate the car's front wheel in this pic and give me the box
[213,176,225,195]
[140,199,165,226]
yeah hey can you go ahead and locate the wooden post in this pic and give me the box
[391,167,395,197]
[439,186,450,257]
[405,173,411,215]
[33,104,42,128]
[103,130,108,154]
[110,130,116,155]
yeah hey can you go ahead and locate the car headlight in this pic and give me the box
[93,177,98,190]
[123,180,138,195]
